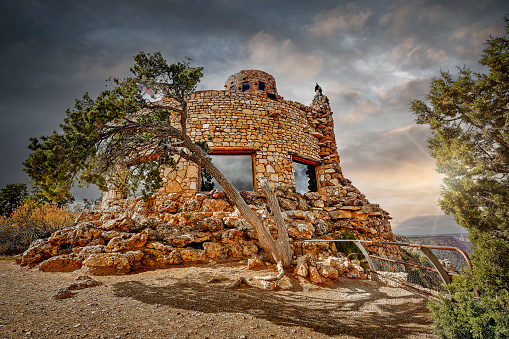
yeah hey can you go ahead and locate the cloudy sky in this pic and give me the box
[0,0,507,235]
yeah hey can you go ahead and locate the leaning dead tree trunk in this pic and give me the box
[183,139,293,268]
[259,177,293,267]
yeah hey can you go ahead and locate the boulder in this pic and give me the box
[180,248,206,262]
[197,218,224,232]
[49,222,102,247]
[287,222,315,240]
[328,210,352,220]
[200,198,232,212]
[106,232,147,252]
[247,255,264,269]
[309,266,323,284]
[317,263,339,280]
[19,239,59,266]
[82,251,144,275]
[294,261,308,277]
[203,242,227,259]
[73,245,106,259]
[171,235,193,248]
[241,242,259,257]
[39,254,83,272]
[222,229,243,243]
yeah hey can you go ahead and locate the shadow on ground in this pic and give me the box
[112,274,433,338]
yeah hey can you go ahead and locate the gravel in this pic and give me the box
[0,257,438,338]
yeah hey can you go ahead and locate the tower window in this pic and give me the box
[267,93,277,100]
[230,86,235,91]
[258,82,265,90]
[242,82,250,92]
[293,158,318,194]
[201,154,254,192]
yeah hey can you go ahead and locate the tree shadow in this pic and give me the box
[111,275,434,337]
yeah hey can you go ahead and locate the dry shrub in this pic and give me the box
[0,202,77,255]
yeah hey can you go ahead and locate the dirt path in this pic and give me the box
[0,257,437,338]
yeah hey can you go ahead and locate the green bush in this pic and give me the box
[335,229,359,257]
[429,275,509,338]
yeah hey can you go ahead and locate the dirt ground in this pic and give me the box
[0,257,438,339]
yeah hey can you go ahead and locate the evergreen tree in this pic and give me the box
[411,17,509,338]
[0,183,28,216]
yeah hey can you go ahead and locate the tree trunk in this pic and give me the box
[259,178,293,268]
[185,139,293,267]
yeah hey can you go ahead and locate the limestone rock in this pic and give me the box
[200,198,232,212]
[106,232,147,252]
[222,229,243,243]
[39,254,83,272]
[287,222,315,240]
[180,248,206,262]
[241,242,259,257]
[67,275,102,290]
[328,210,352,220]
[19,239,59,266]
[82,251,144,275]
[53,288,77,300]
[203,242,227,259]
[247,255,264,269]
[197,218,224,232]
[171,235,193,248]
[73,245,106,259]
[309,266,323,284]
[317,264,339,280]
[294,261,308,277]
[101,230,122,241]
[49,223,102,247]
[277,275,293,289]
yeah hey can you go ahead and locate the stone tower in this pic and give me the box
[142,69,351,199]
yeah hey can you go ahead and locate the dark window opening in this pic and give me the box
[230,86,235,91]
[267,92,277,100]
[242,82,250,92]
[201,154,254,192]
[259,82,265,90]
[293,160,318,194]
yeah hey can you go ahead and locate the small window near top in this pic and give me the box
[267,92,277,100]
[230,86,235,91]
[242,82,250,92]
[258,82,265,90]
[293,159,318,194]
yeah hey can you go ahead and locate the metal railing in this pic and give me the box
[300,239,474,298]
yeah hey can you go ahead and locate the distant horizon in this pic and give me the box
[395,232,469,238]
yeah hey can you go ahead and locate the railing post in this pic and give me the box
[354,241,379,282]
[420,247,451,285]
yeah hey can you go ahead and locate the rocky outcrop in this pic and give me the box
[17,188,396,282]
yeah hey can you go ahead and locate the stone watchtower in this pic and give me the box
[29,69,396,275]
[154,70,350,198]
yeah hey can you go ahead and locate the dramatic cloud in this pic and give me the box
[246,31,323,79]
[309,3,372,37]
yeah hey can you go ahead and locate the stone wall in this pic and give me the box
[154,92,346,197]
